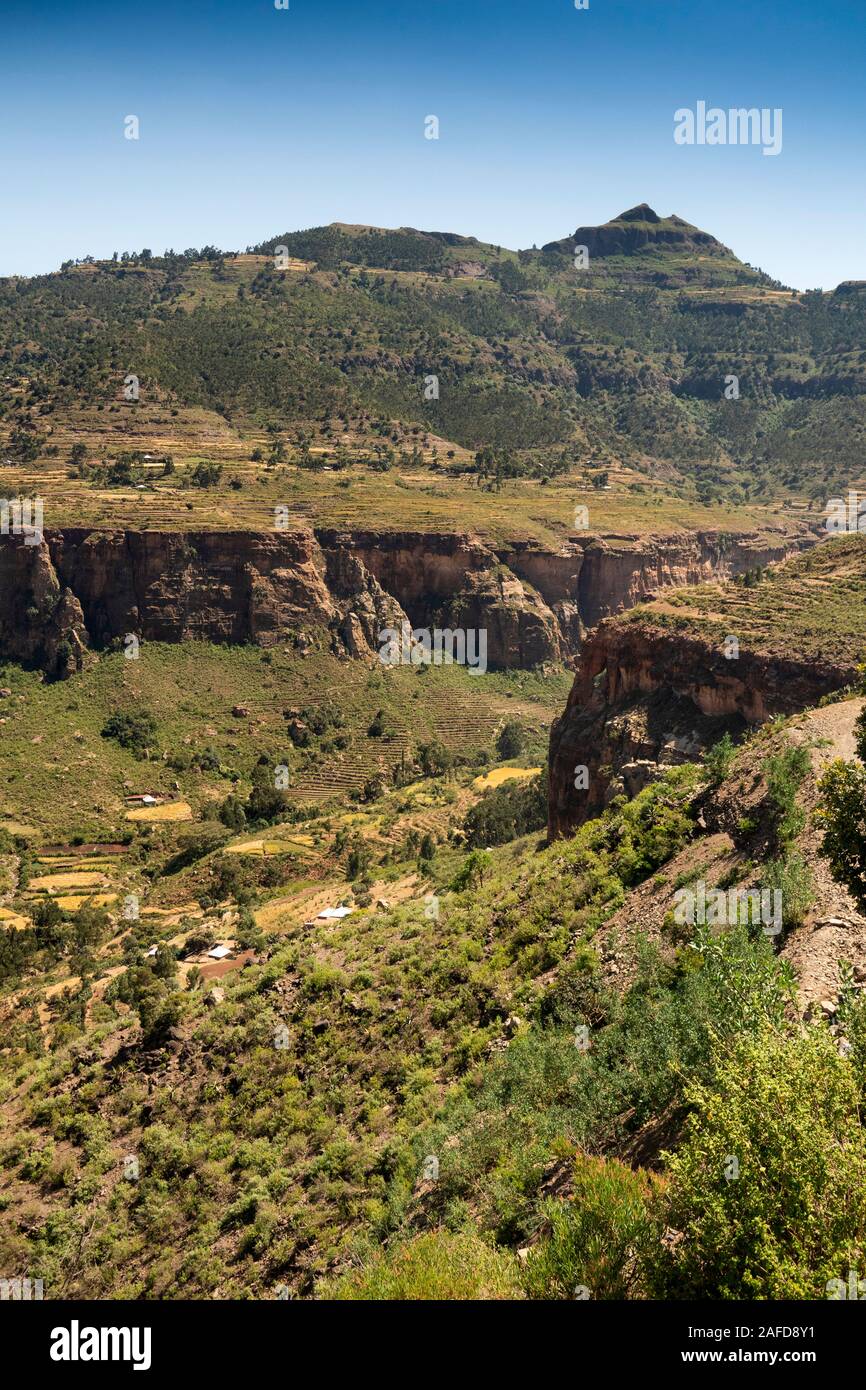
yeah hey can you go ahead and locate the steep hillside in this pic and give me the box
[550,536,866,836]
[4,690,866,1301]
[3,206,866,514]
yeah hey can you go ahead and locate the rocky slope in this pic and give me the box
[542,203,737,264]
[0,524,812,677]
[548,611,857,839]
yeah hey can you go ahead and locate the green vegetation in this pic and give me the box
[463,771,547,847]
[4,212,866,535]
[624,535,866,667]
[703,732,736,786]
[818,698,866,913]
[818,759,866,912]
[762,741,810,851]
[648,1028,866,1299]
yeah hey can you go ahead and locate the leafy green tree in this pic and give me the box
[189,460,222,488]
[417,740,452,777]
[101,708,157,758]
[817,758,866,912]
[219,794,247,832]
[647,1028,866,1299]
[246,762,289,824]
[496,720,525,760]
[449,849,492,892]
[464,772,547,848]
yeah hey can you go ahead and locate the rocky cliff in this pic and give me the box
[0,523,813,678]
[548,617,857,840]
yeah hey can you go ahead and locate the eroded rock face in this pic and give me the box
[548,619,857,839]
[0,523,812,677]
[0,535,88,677]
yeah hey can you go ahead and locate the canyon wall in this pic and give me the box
[0,523,813,677]
[548,618,857,840]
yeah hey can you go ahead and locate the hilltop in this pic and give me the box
[2,206,866,533]
[541,203,762,287]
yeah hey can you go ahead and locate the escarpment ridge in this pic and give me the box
[548,535,866,838]
[0,523,813,677]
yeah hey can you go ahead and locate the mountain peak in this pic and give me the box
[618,203,662,223]
[538,204,749,285]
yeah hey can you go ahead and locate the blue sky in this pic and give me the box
[1,0,864,287]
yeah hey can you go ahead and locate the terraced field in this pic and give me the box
[1,426,799,544]
[623,533,866,662]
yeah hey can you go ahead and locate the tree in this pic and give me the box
[101,708,157,758]
[817,758,866,912]
[417,740,452,777]
[448,849,491,892]
[189,461,222,488]
[496,720,525,760]
[219,794,247,832]
[246,760,289,824]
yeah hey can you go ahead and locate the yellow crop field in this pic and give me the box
[29,871,108,891]
[473,766,541,790]
[125,801,193,822]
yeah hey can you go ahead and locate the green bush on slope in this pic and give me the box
[322,1232,523,1301]
[646,1026,866,1299]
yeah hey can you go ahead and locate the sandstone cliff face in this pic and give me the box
[0,536,88,677]
[0,523,812,677]
[548,619,857,839]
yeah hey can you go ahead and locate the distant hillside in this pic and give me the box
[541,202,769,289]
[2,206,866,507]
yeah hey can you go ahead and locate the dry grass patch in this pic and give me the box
[473,766,541,789]
[29,871,108,891]
[125,801,193,822]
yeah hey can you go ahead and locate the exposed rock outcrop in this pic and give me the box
[548,618,857,839]
[0,535,88,677]
[542,204,733,260]
[0,522,813,677]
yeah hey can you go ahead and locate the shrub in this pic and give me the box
[647,1027,866,1299]
[762,742,810,851]
[763,851,813,929]
[703,732,735,786]
[523,1154,655,1299]
[817,758,866,913]
[323,1233,523,1300]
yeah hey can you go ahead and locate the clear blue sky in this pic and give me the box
[1,0,864,287]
